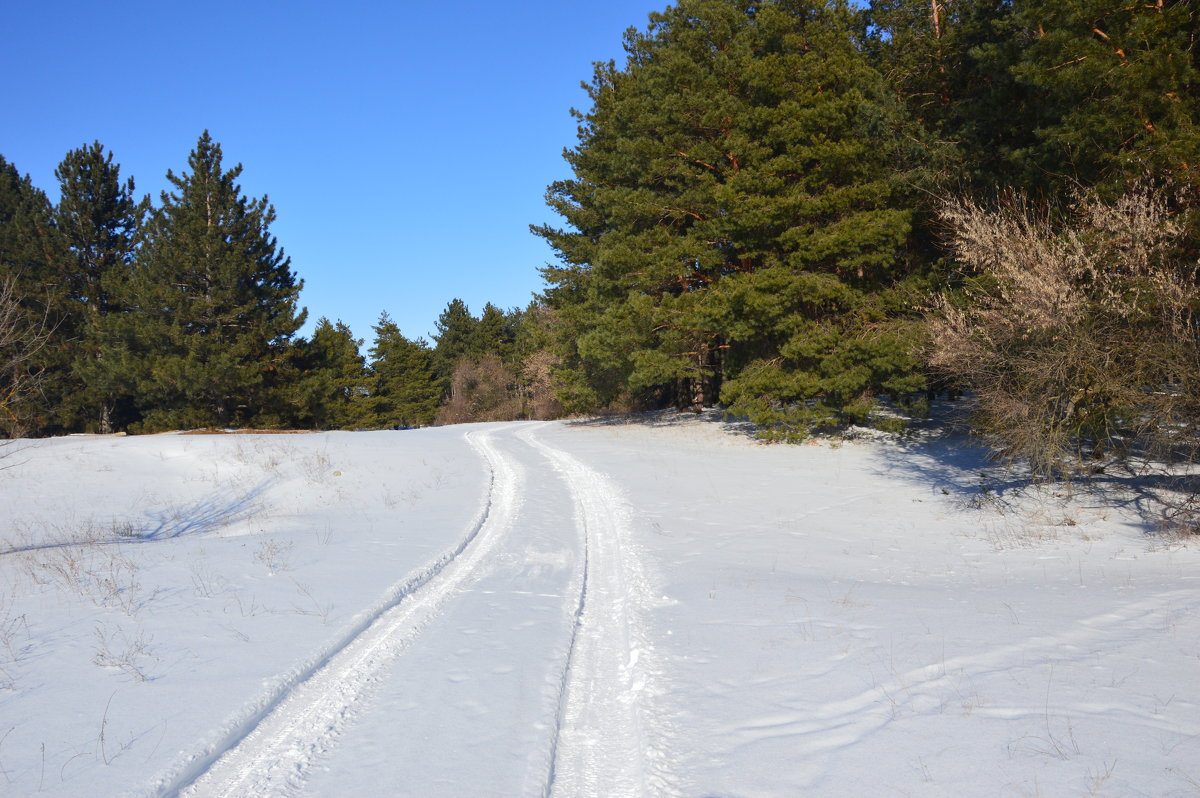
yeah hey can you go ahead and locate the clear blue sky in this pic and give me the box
[1,0,667,344]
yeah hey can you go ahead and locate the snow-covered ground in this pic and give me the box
[0,414,1197,797]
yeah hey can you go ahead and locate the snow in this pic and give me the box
[0,415,1197,797]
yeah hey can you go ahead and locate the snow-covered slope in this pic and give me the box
[0,416,1196,796]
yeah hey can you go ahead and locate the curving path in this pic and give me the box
[157,424,666,798]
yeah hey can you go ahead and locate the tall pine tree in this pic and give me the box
[431,298,478,391]
[867,0,1034,191]
[55,141,145,432]
[471,302,517,366]
[98,132,305,431]
[286,318,371,429]
[369,312,440,427]
[536,0,926,433]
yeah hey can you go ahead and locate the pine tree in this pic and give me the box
[867,0,1035,191]
[0,157,62,304]
[471,302,517,365]
[431,298,478,389]
[288,318,371,429]
[369,312,440,427]
[536,0,926,433]
[870,0,1200,198]
[1010,0,1200,195]
[54,142,143,317]
[54,141,145,432]
[97,132,306,431]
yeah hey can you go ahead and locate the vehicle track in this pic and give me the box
[152,429,522,797]
[521,428,669,798]
[733,587,1200,759]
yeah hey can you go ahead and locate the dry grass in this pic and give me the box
[254,538,294,575]
[92,623,155,682]
[0,592,31,691]
[9,521,146,616]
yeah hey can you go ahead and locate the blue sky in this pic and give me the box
[1,0,667,345]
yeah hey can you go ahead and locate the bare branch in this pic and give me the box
[0,277,51,440]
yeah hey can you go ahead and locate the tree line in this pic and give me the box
[534,0,1200,483]
[0,133,560,435]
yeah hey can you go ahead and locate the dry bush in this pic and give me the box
[0,592,30,690]
[26,535,144,616]
[521,350,564,420]
[254,537,294,575]
[436,356,523,424]
[0,276,50,441]
[929,184,1200,479]
[92,623,155,682]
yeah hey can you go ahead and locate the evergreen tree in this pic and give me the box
[288,318,371,429]
[536,0,926,433]
[54,142,143,316]
[867,0,1035,191]
[0,157,62,304]
[369,312,440,427]
[1010,0,1200,195]
[870,0,1199,198]
[471,302,517,365]
[97,132,305,431]
[54,141,145,432]
[510,301,557,367]
[431,298,478,389]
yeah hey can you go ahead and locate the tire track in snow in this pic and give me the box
[520,427,673,798]
[733,588,1200,756]
[151,429,522,797]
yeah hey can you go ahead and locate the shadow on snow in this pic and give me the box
[0,479,273,556]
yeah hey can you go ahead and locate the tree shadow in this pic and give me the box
[0,438,38,471]
[865,407,1024,495]
[0,479,273,556]
[566,407,762,439]
[135,479,273,541]
[566,402,1199,536]
[863,406,1198,536]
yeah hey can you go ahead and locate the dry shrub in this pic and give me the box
[929,184,1200,479]
[437,356,523,424]
[0,277,50,440]
[521,350,563,420]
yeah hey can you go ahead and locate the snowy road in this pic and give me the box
[166,424,664,798]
